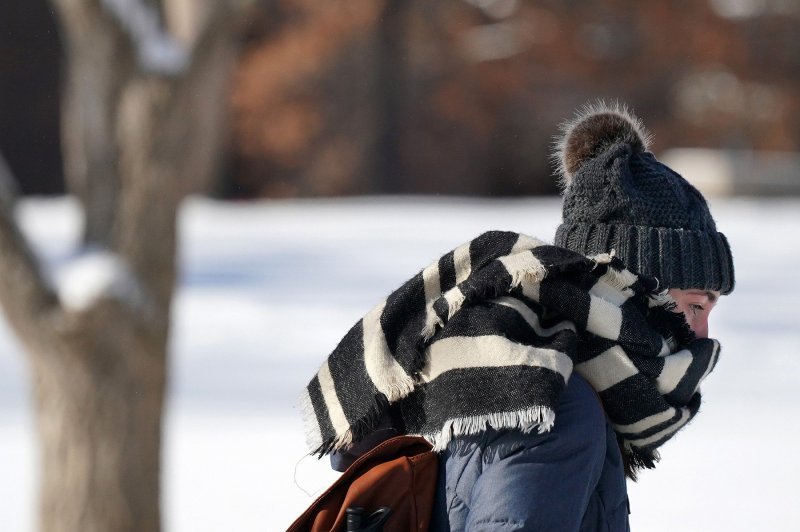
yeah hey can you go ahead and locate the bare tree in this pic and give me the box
[0,1,244,531]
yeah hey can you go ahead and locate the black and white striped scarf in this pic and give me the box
[302,231,720,470]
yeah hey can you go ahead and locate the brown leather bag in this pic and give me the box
[287,435,438,532]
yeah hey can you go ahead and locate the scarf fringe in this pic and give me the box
[446,288,466,319]
[422,253,547,341]
[422,407,556,452]
[649,290,674,309]
[647,294,696,348]
[590,251,615,265]
[311,432,355,457]
[507,258,548,290]
[299,389,325,454]
[379,377,416,404]
[599,265,638,294]
[626,447,661,481]
[306,394,395,457]
[619,435,661,481]
[629,447,659,469]
[422,304,443,341]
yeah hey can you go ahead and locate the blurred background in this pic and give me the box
[4,0,800,198]
[1,0,799,531]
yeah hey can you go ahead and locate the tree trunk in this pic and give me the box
[30,316,168,532]
[0,2,241,531]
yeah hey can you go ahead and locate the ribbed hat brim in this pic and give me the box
[554,222,735,295]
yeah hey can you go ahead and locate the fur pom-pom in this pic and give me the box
[553,101,652,187]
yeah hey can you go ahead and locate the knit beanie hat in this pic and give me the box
[553,102,735,294]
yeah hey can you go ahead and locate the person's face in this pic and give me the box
[667,288,720,339]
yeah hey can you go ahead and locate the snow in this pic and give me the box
[54,248,142,312]
[101,0,189,74]
[1,195,799,531]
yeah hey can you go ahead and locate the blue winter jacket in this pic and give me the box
[429,373,630,532]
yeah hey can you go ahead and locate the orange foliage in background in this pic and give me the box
[229,0,382,197]
[3,0,800,198]
[226,0,800,198]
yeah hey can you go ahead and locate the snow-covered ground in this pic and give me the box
[0,196,798,531]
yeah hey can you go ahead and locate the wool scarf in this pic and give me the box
[302,231,720,471]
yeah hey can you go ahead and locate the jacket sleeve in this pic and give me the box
[458,375,608,531]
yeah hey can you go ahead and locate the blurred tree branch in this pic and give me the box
[0,153,61,346]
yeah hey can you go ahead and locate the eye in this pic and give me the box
[689,303,704,315]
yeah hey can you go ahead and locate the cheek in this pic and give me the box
[675,305,705,337]
[689,313,710,338]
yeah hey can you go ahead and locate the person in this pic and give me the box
[302,101,734,532]
[428,102,734,531]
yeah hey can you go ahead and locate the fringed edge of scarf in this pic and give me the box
[420,406,556,452]
[422,253,549,341]
[619,436,661,481]
[299,387,329,455]
[300,388,397,457]
[647,291,697,348]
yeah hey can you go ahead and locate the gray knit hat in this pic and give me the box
[553,102,735,294]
